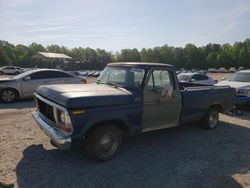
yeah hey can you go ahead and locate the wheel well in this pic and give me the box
[0,87,20,98]
[210,104,223,113]
[86,119,129,136]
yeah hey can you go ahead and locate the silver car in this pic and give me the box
[0,66,22,75]
[216,70,250,90]
[0,69,87,103]
[177,73,216,85]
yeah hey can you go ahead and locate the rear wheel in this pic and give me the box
[85,124,122,160]
[200,107,219,129]
[235,108,244,116]
[0,88,19,103]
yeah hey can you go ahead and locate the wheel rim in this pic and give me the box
[1,90,15,102]
[98,133,118,155]
[209,111,218,128]
[236,109,243,115]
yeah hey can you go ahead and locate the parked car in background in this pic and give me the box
[0,69,87,103]
[238,67,245,71]
[197,70,207,75]
[178,73,216,85]
[208,68,219,73]
[68,71,87,80]
[229,67,236,73]
[176,70,181,75]
[0,66,22,75]
[216,70,250,92]
[92,71,101,77]
[218,67,228,73]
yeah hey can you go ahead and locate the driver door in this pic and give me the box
[143,68,182,132]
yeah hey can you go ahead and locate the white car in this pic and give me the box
[216,70,250,91]
[0,66,22,75]
[177,73,216,85]
[0,69,87,103]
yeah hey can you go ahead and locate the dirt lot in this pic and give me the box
[0,73,250,188]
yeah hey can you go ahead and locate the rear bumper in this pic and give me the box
[32,111,71,149]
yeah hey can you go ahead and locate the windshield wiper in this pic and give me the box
[96,81,123,88]
[106,82,121,88]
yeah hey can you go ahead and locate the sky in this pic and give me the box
[0,0,250,51]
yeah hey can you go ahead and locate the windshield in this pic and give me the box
[227,72,250,82]
[177,74,191,82]
[96,66,145,89]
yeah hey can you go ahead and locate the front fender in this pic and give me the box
[70,104,143,140]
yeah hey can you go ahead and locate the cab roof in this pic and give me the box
[107,62,174,70]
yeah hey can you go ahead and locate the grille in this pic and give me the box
[37,98,56,124]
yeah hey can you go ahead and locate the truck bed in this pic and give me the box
[180,85,235,124]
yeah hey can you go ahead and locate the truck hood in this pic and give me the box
[215,80,250,90]
[36,83,132,109]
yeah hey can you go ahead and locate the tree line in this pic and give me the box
[0,39,250,70]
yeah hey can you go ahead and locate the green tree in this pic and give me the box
[0,47,11,66]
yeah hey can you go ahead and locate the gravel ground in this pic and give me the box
[0,73,250,188]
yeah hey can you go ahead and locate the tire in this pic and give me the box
[200,107,219,129]
[85,124,122,161]
[235,108,244,116]
[0,88,19,103]
[0,71,3,75]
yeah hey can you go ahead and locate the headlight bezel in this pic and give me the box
[53,107,73,135]
[238,88,250,96]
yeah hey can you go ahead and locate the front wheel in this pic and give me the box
[0,88,18,103]
[200,107,219,129]
[85,124,122,160]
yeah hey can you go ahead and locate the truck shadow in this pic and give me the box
[16,121,250,188]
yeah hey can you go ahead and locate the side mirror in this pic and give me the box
[190,79,196,82]
[23,76,31,81]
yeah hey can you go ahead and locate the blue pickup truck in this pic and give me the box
[32,62,236,160]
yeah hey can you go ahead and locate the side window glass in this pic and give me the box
[146,72,154,90]
[192,75,199,80]
[200,75,208,80]
[29,72,48,80]
[48,71,73,78]
[146,69,173,92]
[154,70,171,91]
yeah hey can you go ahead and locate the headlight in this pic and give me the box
[246,90,250,96]
[238,89,250,96]
[58,111,65,124]
[56,110,73,134]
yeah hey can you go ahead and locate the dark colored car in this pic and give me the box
[32,62,236,160]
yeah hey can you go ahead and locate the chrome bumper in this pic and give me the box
[32,111,71,149]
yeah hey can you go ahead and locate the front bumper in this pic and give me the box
[32,111,71,149]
